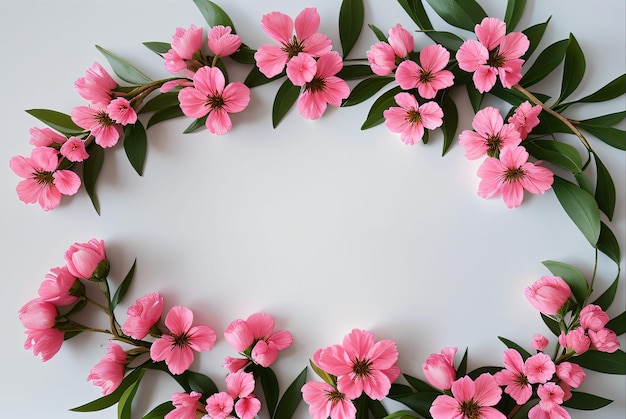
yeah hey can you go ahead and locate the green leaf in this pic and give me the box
[387,390,439,419]
[361,86,403,129]
[118,369,144,419]
[592,276,620,311]
[258,367,280,417]
[504,0,526,31]
[456,348,468,377]
[521,39,568,87]
[542,260,588,304]
[272,79,301,128]
[273,367,307,419]
[368,399,388,418]
[230,44,257,64]
[343,76,394,107]
[310,360,335,386]
[466,84,483,112]
[573,349,626,374]
[25,109,83,135]
[576,74,626,103]
[71,368,144,412]
[593,154,616,220]
[193,0,235,30]
[96,45,152,85]
[467,366,502,380]
[123,122,147,176]
[403,374,437,392]
[339,0,364,58]
[541,313,562,336]
[139,92,180,114]
[524,140,583,173]
[83,143,104,215]
[111,259,136,310]
[186,370,219,395]
[183,116,208,134]
[578,125,626,150]
[142,41,171,56]
[557,34,586,104]
[580,111,626,126]
[425,0,487,31]
[382,411,419,419]
[397,0,433,30]
[141,402,174,419]
[498,337,532,360]
[440,92,458,156]
[574,172,594,195]
[147,106,185,129]
[563,391,612,410]
[244,66,284,88]
[552,176,601,247]
[425,30,465,52]
[521,17,551,60]
[337,64,374,80]
[597,222,621,266]
[607,311,625,336]
[368,24,388,42]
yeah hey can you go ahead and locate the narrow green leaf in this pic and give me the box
[309,360,335,387]
[403,374,437,392]
[572,349,626,374]
[368,398,388,419]
[557,34,586,104]
[606,311,625,336]
[578,125,626,150]
[273,367,307,419]
[382,411,419,419]
[511,399,539,419]
[71,368,144,412]
[111,259,137,309]
[467,366,502,380]
[593,276,620,312]
[456,348,468,377]
[490,86,551,107]
[258,367,280,416]
[193,0,235,30]
[361,86,403,129]
[576,74,626,103]
[498,337,532,360]
[524,140,583,173]
[187,370,219,395]
[597,222,621,266]
[139,92,180,114]
[397,0,433,30]
[230,44,257,64]
[542,260,588,304]
[440,92,458,156]
[183,116,208,134]
[387,391,439,418]
[552,176,601,247]
[574,172,594,195]
[141,402,174,419]
[580,111,626,126]
[521,17,551,60]
[83,143,104,215]
[368,24,388,42]
[425,30,464,52]
[339,0,364,58]
[146,106,185,129]
[540,313,561,336]
[343,76,394,107]
[593,154,616,220]
[337,64,374,80]
[272,79,301,128]
[466,84,483,112]
[123,122,147,176]
[425,0,487,31]
[118,369,144,419]
[96,45,152,85]
[563,391,612,410]
[244,66,284,88]
[504,0,526,31]
[521,39,568,87]
[142,41,171,56]
[25,109,83,135]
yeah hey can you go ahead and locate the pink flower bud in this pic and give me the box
[37,266,79,306]
[207,25,242,57]
[556,362,586,388]
[580,304,609,332]
[531,333,549,351]
[24,328,64,362]
[589,328,620,353]
[222,356,250,373]
[64,238,108,279]
[19,299,58,330]
[87,341,128,395]
[121,292,164,339]
[524,276,571,316]
[422,347,457,390]
[224,319,255,352]
[559,328,590,355]
[251,339,279,367]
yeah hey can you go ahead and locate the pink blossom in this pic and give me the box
[528,382,570,419]
[286,52,317,86]
[106,97,137,125]
[205,392,234,419]
[19,298,58,330]
[588,328,620,353]
[395,44,454,99]
[508,101,541,140]
[178,66,250,135]
[422,346,457,390]
[223,355,250,373]
[456,17,529,92]
[87,341,128,395]
[556,362,586,388]
[477,145,554,208]
[60,137,89,162]
[301,381,356,419]
[71,104,123,148]
[254,8,332,78]
[579,304,609,332]
[525,276,571,316]
[208,25,242,57]
[430,373,505,419]
[559,328,590,355]
[532,333,549,351]
[165,391,203,419]
[525,353,556,384]
[366,24,414,76]
[10,147,81,211]
[74,62,117,106]
[29,127,67,147]
[24,327,64,362]
[37,266,79,306]
[383,92,443,145]
[64,238,108,280]
[316,328,399,400]
[494,349,533,404]
[205,371,260,419]
[122,292,164,339]
[458,106,521,159]
[164,25,204,75]
[297,51,350,120]
[160,79,194,93]
[150,306,216,375]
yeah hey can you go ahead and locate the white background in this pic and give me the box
[0,0,624,418]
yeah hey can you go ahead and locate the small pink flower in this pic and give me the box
[588,328,620,353]
[163,25,204,75]
[178,66,250,135]
[10,147,81,211]
[302,381,356,419]
[29,127,67,147]
[71,104,123,148]
[556,362,586,388]
[160,79,194,93]
[525,276,571,316]
[559,327,590,355]
[477,145,554,208]
[19,298,58,330]
[366,24,414,76]
[37,266,79,306]
[106,97,137,126]
[165,391,203,419]
[205,392,234,419]
[528,382,570,419]
[525,353,556,384]
[223,355,250,373]
[459,106,521,159]
[122,292,164,339]
[64,238,108,280]
[456,17,529,92]
[508,101,541,140]
[422,347,457,390]
[297,51,350,120]
[24,327,64,362]
[254,8,332,78]
[74,62,118,106]
[150,306,216,375]
[494,349,533,404]
[395,44,454,99]
[286,52,317,86]
[532,333,549,351]
[87,341,128,395]
[208,25,242,57]
[430,373,505,419]
[60,137,89,162]
[383,92,443,145]
[205,371,260,419]
[579,304,609,332]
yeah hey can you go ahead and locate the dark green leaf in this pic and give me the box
[576,74,626,103]
[397,0,433,30]
[339,0,364,58]
[25,109,83,135]
[552,176,601,247]
[111,259,136,309]
[230,44,257,64]
[83,142,104,215]
[597,222,621,266]
[594,154,616,220]
[521,17,551,60]
[574,172,594,195]
[542,260,588,304]
[490,86,551,107]
[504,0,526,31]
[142,41,171,56]
[521,39,568,87]
[511,399,539,419]
[367,398,388,418]
[193,0,235,30]
[557,34,586,104]
[498,337,532,360]
[382,411,419,419]
[244,66,284,88]
[403,373,437,392]
[71,368,144,412]
[337,64,374,80]
[524,140,583,173]
[343,76,394,107]
[272,79,301,128]
[141,402,174,419]
[96,45,152,85]
[563,391,612,410]
[368,24,387,42]
[258,367,280,416]
[187,370,218,395]
[118,370,144,419]
[139,92,180,114]
[123,122,147,176]
[456,347,468,377]
[361,86,403,129]
[425,0,487,31]
[183,116,208,134]
[467,366,502,380]
[578,125,626,150]
[425,30,464,52]
[466,84,483,112]
[147,106,185,129]
[440,92,458,156]
[580,111,626,126]
[541,313,562,336]
[388,390,438,419]
[593,276,620,312]
[607,311,625,336]
[573,349,626,374]
[355,395,368,419]
[273,367,307,419]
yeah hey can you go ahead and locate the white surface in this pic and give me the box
[1,0,624,418]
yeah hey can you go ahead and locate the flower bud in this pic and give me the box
[559,327,590,355]
[64,238,108,280]
[422,347,457,390]
[19,299,58,330]
[122,292,164,340]
[556,362,586,388]
[579,304,609,332]
[589,328,620,353]
[524,276,571,316]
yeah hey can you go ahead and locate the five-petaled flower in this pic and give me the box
[301,381,356,419]
[459,106,521,159]
[366,23,414,76]
[383,92,444,145]
[395,44,455,99]
[430,373,505,419]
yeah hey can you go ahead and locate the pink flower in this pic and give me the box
[87,341,128,395]
[532,333,549,351]
[60,137,89,162]
[456,17,529,92]
[163,25,204,75]
[559,328,590,355]
[64,238,108,280]
[508,101,541,140]
[208,25,242,57]
[383,92,443,145]
[395,44,454,99]
[494,349,533,404]
[10,147,81,211]
[29,127,67,147]
[316,328,399,400]
[37,266,79,306]
[579,304,609,332]
[588,328,620,353]
[24,328,64,362]
[71,104,123,148]
[106,97,137,126]
[477,145,554,208]
[178,66,250,135]
[556,362,586,388]
[528,382,570,419]
[302,381,356,419]
[296,51,350,120]
[150,306,216,375]
[254,8,332,78]
[165,391,203,419]
[366,24,414,76]
[422,347,457,390]
[205,372,261,419]
[286,52,317,86]
[223,356,250,373]
[430,373,505,419]
[459,106,521,159]
[525,276,571,316]
[74,62,117,106]
[122,292,164,339]
[525,353,556,384]
[160,79,194,93]
[205,392,234,419]
[19,298,58,330]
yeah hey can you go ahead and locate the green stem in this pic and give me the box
[85,296,109,314]
[507,404,521,418]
